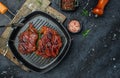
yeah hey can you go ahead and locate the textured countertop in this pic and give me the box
[0,0,120,78]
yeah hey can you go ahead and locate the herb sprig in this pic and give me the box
[81,9,89,16]
[82,29,91,37]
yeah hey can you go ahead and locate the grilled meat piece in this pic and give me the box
[18,24,62,58]
[36,26,62,58]
[18,23,38,54]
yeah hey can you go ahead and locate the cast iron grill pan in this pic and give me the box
[8,11,71,73]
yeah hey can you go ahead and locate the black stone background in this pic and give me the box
[0,0,120,78]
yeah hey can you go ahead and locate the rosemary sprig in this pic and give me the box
[38,32,42,39]
[81,9,89,16]
[82,29,91,37]
[36,31,42,46]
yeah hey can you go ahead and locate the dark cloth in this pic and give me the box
[0,0,120,78]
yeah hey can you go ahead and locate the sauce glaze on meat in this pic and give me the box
[18,23,38,54]
[18,24,62,58]
[36,26,62,58]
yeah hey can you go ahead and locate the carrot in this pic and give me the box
[0,2,8,14]
[92,0,109,16]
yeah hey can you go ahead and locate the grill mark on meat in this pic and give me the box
[36,26,62,58]
[18,24,62,58]
[18,23,38,54]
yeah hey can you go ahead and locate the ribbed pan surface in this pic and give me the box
[8,11,71,73]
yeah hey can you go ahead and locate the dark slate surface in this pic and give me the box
[0,0,120,78]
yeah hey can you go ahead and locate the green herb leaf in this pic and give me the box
[81,9,89,16]
[36,0,42,6]
[82,29,91,37]
[38,32,42,39]
[36,31,42,46]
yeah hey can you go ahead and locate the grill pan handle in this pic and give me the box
[0,23,24,28]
